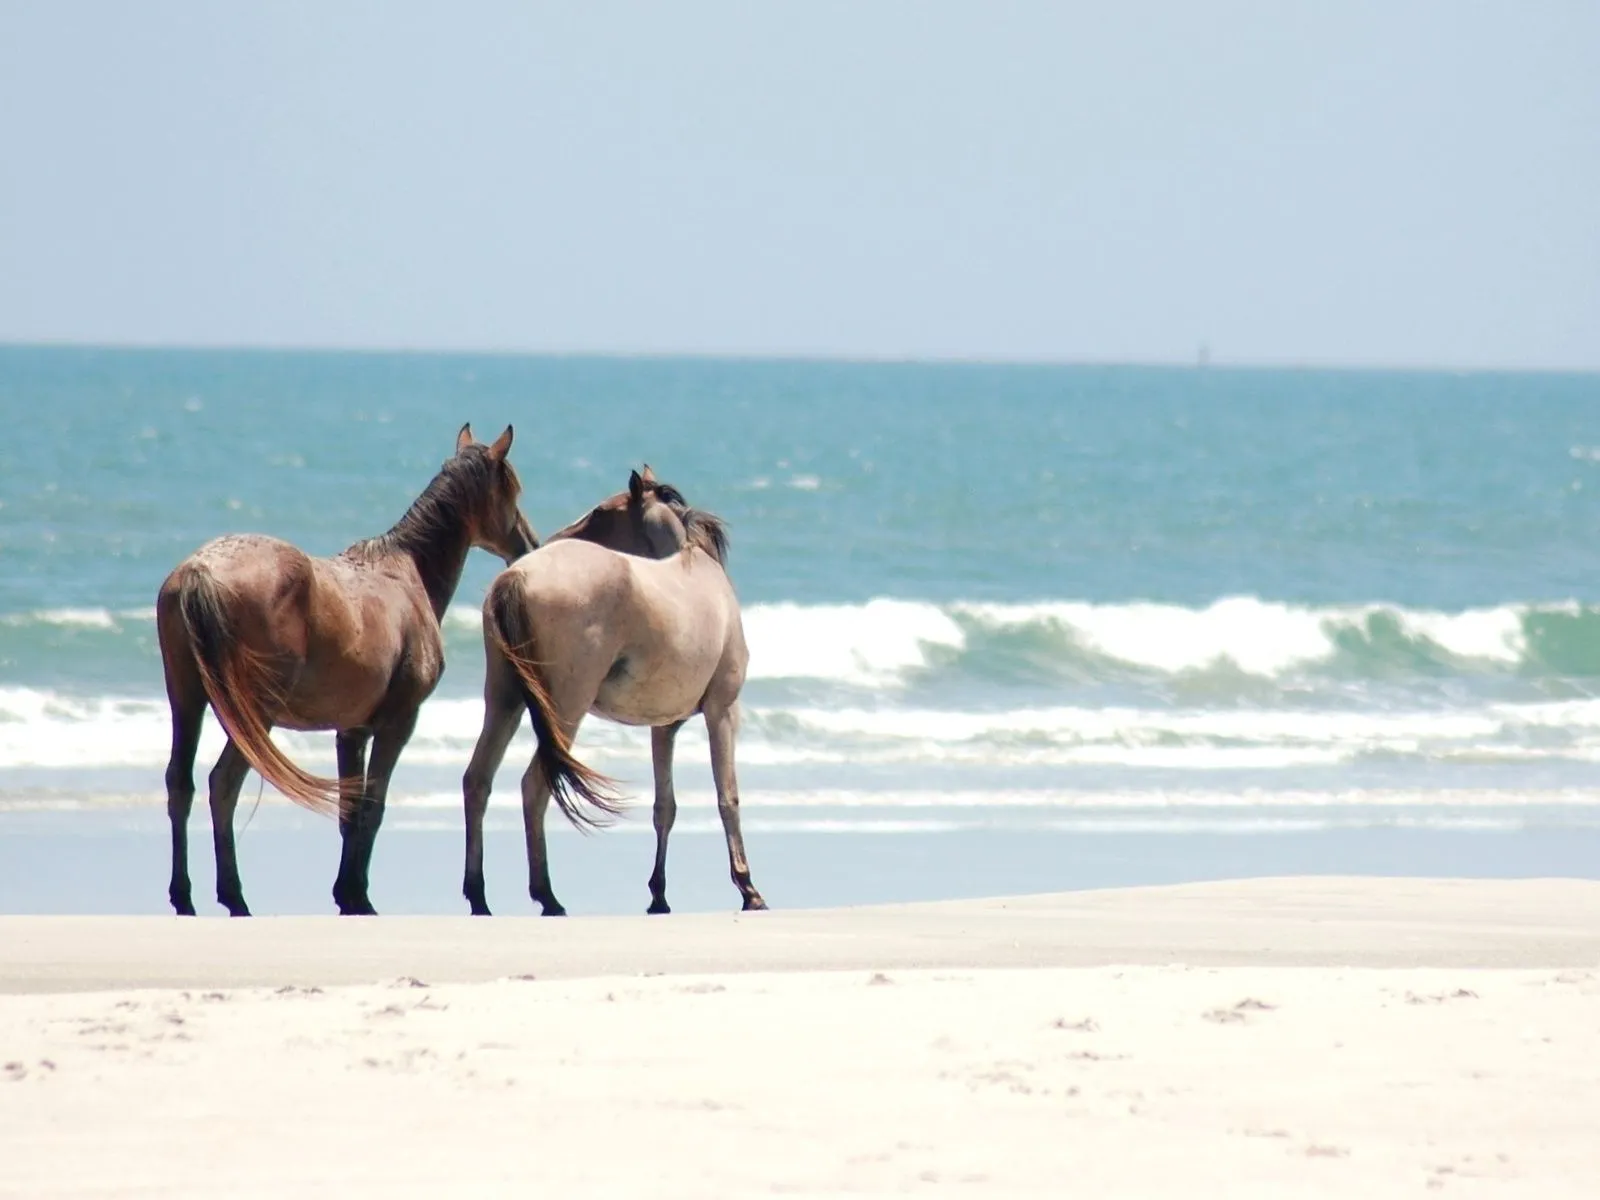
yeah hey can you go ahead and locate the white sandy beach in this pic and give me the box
[2,877,1598,1197]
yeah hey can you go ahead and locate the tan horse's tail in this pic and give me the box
[174,566,346,818]
[485,575,623,830]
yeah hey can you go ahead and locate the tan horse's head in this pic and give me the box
[549,464,727,565]
[452,423,539,564]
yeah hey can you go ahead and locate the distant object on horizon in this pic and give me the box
[1196,343,1212,368]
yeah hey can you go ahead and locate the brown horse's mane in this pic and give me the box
[347,446,516,562]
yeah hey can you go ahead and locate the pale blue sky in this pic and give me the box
[1,2,1596,368]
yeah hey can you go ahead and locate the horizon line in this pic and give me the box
[1,337,1596,378]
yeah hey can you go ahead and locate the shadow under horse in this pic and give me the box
[157,424,536,916]
[462,466,768,916]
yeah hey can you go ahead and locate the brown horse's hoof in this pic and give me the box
[742,894,769,912]
[647,898,672,915]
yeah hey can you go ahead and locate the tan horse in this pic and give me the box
[461,468,767,916]
[157,425,536,917]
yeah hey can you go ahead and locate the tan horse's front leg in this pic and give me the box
[646,721,685,914]
[704,701,767,912]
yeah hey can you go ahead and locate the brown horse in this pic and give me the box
[460,468,767,916]
[157,424,536,917]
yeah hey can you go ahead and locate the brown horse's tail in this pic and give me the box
[484,574,623,831]
[174,565,346,819]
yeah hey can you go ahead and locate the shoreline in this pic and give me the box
[5,877,1598,995]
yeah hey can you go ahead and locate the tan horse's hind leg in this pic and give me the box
[646,721,685,914]
[704,699,767,912]
[208,739,253,916]
[461,659,525,915]
[521,714,584,917]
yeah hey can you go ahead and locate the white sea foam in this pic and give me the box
[739,599,966,685]
[10,783,1597,818]
[10,684,1600,777]
[0,607,123,630]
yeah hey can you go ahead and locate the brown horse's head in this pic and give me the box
[550,464,728,564]
[452,423,539,564]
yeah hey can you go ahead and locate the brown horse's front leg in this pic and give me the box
[331,729,371,912]
[704,702,767,912]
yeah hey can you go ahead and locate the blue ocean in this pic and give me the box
[3,346,1600,914]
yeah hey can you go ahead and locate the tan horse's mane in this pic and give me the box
[678,504,730,567]
[643,480,729,566]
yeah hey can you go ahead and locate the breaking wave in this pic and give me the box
[10,596,1600,688]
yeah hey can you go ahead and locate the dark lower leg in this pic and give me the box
[336,716,414,916]
[647,722,683,914]
[332,730,371,913]
[208,740,253,916]
[521,765,565,916]
[165,703,203,916]
[462,694,521,916]
[707,707,766,911]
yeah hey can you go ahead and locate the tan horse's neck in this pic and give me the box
[549,473,729,567]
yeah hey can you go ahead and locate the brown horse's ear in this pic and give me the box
[487,425,514,461]
[456,423,475,453]
[628,469,646,505]
[640,464,657,484]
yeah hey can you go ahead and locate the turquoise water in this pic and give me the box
[3,346,1600,912]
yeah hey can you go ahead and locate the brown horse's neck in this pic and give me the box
[352,467,482,621]
[386,523,473,620]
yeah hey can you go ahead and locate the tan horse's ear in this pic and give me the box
[456,423,475,454]
[628,469,646,505]
[640,464,657,484]
[487,425,514,461]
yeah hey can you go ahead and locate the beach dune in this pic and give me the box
[2,877,1598,1197]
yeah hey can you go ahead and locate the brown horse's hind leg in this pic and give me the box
[165,699,205,916]
[208,739,253,916]
[704,701,767,912]
[646,721,685,914]
[462,668,524,916]
[333,712,417,916]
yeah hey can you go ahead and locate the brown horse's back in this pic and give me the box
[159,535,316,696]
[157,535,344,814]
[160,534,436,733]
